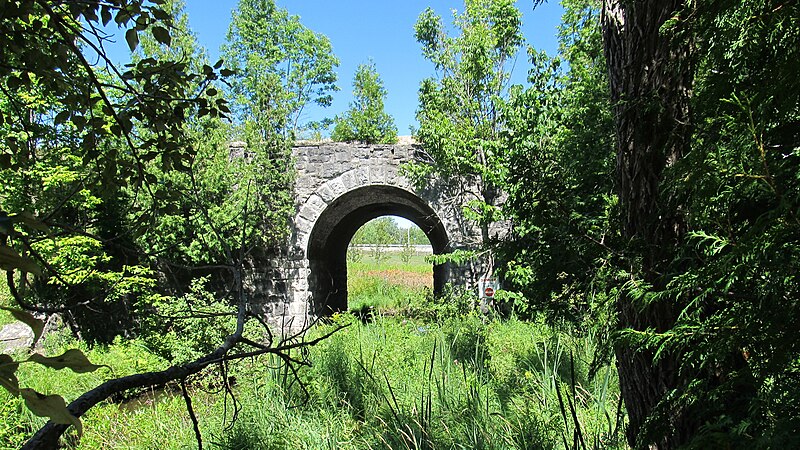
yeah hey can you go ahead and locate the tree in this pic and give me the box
[599,1,696,447]
[129,0,296,365]
[0,2,334,447]
[331,61,398,144]
[602,0,800,448]
[632,1,800,448]
[222,0,339,139]
[501,0,616,324]
[503,0,800,447]
[0,0,227,337]
[350,217,401,246]
[410,0,523,246]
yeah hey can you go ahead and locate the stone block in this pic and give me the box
[307,194,327,213]
[335,149,351,164]
[322,164,338,179]
[353,167,370,186]
[341,171,356,190]
[293,216,313,235]
[330,178,346,197]
[298,204,318,222]
[317,184,335,203]
[369,166,385,183]
[268,300,287,315]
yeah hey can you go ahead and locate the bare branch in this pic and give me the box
[180,378,203,450]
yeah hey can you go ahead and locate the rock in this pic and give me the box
[0,321,34,353]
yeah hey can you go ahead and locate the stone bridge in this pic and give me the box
[249,142,487,330]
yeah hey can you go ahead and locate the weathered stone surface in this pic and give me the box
[248,142,490,331]
[0,322,33,353]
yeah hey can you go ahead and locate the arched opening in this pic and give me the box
[306,185,449,315]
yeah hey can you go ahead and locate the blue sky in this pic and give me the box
[109,1,564,136]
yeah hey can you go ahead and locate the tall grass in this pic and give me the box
[347,253,432,316]
[1,264,626,449]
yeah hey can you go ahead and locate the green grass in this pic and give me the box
[2,268,626,449]
[0,283,16,328]
[348,252,432,273]
[347,251,433,314]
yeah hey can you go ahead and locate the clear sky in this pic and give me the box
[108,0,564,136]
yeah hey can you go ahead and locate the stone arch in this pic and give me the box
[248,143,488,330]
[306,184,450,315]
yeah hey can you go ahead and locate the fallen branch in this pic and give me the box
[21,322,347,449]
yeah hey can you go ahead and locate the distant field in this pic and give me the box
[347,251,433,312]
[348,252,431,271]
[348,254,432,288]
[346,249,432,295]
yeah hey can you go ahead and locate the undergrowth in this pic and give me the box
[1,266,626,449]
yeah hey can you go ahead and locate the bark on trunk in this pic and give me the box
[601,1,694,448]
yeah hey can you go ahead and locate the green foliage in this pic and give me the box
[347,217,430,263]
[137,277,237,364]
[442,312,488,368]
[0,332,181,449]
[0,0,231,337]
[399,285,475,323]
[349,217,402,246]
[425,249,479,266]
[0,320,126,444]
[368,245,388,264]
[223,0,339,138]
[500,0,616,326]
[0,0,228,193]
[332,61,398,144]
[0,0,234,411]
[133,0,295,267]
[346,245,363,263]
[134,126,294,266]
[1,280,625,449]
[399,239,416,263]
[0,1,298,437]
[499,0,800,446]
[346,254,432,314]
[630,2,800,445]
[411,0,523,235]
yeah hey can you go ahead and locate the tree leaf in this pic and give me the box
[151,26,171,46]
[54,110,70,124]
[100,6,112,26]
[0,245,42,276]
[20,389,82,437]
[0,355,20,395]
[125,28,139,52]
[0,306,44,344]
[28,349,108,374]
[13,211,49,232]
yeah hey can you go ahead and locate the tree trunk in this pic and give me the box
[601,1,694,448]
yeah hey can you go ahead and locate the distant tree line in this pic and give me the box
[350,217,430,246]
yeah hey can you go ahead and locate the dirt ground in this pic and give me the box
[361,269,432,288]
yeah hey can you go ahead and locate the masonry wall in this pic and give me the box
[245,142,495,332]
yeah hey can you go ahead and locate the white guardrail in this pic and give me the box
[349,244,433,254]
